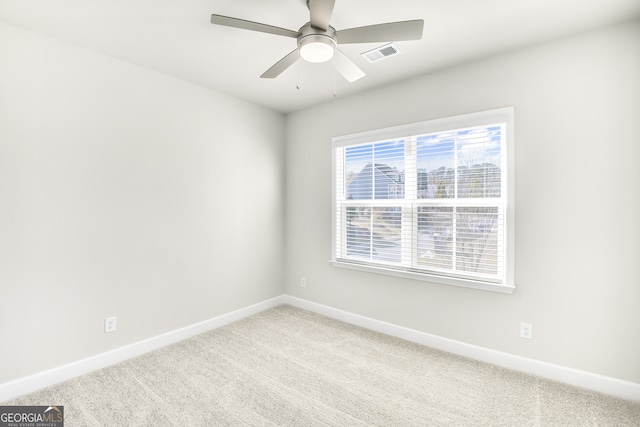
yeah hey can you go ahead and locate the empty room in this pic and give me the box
[1,0,639,425]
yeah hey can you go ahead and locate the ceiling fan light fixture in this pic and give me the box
[299,34,336,63]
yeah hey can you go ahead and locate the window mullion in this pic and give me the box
[452,206,457,272]
[402,137,417,267]
[369,207,374,260]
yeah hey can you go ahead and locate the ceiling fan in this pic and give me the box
[210,0,424,82]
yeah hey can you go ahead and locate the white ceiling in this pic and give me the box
[1,0,639,114]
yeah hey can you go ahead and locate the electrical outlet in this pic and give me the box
[105,316,117,333]
[520,322,532,339]
[300,277,307,287]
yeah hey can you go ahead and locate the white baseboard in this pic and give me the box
[283,295,640,402]
[4,294,639,404]
[0,295,284,403]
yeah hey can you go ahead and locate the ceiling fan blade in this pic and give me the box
[211,14,299,38]
[336,19,424,44]
[307,0,335,31]
[261,49,300,79]
[334,50,365,83]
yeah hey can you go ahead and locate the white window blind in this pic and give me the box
[332,108,515,293]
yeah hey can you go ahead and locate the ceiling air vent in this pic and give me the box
[361,43,401,63]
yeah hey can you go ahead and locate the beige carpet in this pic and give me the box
[4,305,640,426]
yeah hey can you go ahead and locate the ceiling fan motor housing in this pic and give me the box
[297,24,337,63]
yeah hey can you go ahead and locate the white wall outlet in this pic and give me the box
[520,322,533,339]
[105,316,117,333]
[300,277,307,287]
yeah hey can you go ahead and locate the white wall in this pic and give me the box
[285,20,640,383]
[0,23,285,383]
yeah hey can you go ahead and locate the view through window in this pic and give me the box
[332,108,514,292]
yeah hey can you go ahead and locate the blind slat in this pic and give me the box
[335,118,509,285]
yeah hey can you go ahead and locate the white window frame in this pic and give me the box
[331,107,515,294]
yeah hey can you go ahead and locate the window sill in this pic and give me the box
[330,260,515,294]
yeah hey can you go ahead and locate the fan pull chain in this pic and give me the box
[332,56,337,98]
[296,51,301,90]
[333,68,337,98]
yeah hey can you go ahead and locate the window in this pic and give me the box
[332,108,514,293]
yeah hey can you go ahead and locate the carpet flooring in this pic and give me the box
[3,305,640,426]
